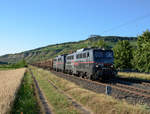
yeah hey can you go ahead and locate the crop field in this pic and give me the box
[0,68,26,114]
[118,72,150,81]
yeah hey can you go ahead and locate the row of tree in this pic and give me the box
[113,30,150,72]
[0,59,28,69]
[93,30,150,73]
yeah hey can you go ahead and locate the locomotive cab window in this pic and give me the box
[94,50,113,58]
[94,50,114,63]
[94,51,103,58]
[105,51,113,58]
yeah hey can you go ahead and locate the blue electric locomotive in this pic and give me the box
[53,48,117,80]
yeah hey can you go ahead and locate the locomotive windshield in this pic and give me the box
[94,51,113,58]
[94,50,114,63]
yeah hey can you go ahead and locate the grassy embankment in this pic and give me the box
[31,67,82,114]
[11,70,40,113]
[118,72,150,81]
[31,66,150,114]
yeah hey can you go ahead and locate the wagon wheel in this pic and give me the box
[86,73,92,80]
[92,71,102,80]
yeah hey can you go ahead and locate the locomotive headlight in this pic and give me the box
[96,65,99,68]
[110,65,113,68]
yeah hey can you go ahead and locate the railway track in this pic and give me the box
[116,77,150,86]
[51,70,150,107]
[47,79,93,114]
[111,83,150,97]
[142,82,150,86]
[109,78,150,93]
[112,77,150,93]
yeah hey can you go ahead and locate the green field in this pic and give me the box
[11,70,40,113]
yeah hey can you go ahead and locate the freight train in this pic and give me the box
[33,48,117,80]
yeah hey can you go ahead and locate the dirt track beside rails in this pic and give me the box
[51,70,150,107]
[29,69,53,114]
[0,68,26,114]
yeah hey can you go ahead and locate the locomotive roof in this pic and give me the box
[54,48,113,59]
[76,48,112,52]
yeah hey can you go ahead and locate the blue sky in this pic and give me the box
[0,0,150,56]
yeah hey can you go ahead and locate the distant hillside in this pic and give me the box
[0,35,137,63]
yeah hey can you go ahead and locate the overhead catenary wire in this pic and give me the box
[101,13,150,34]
